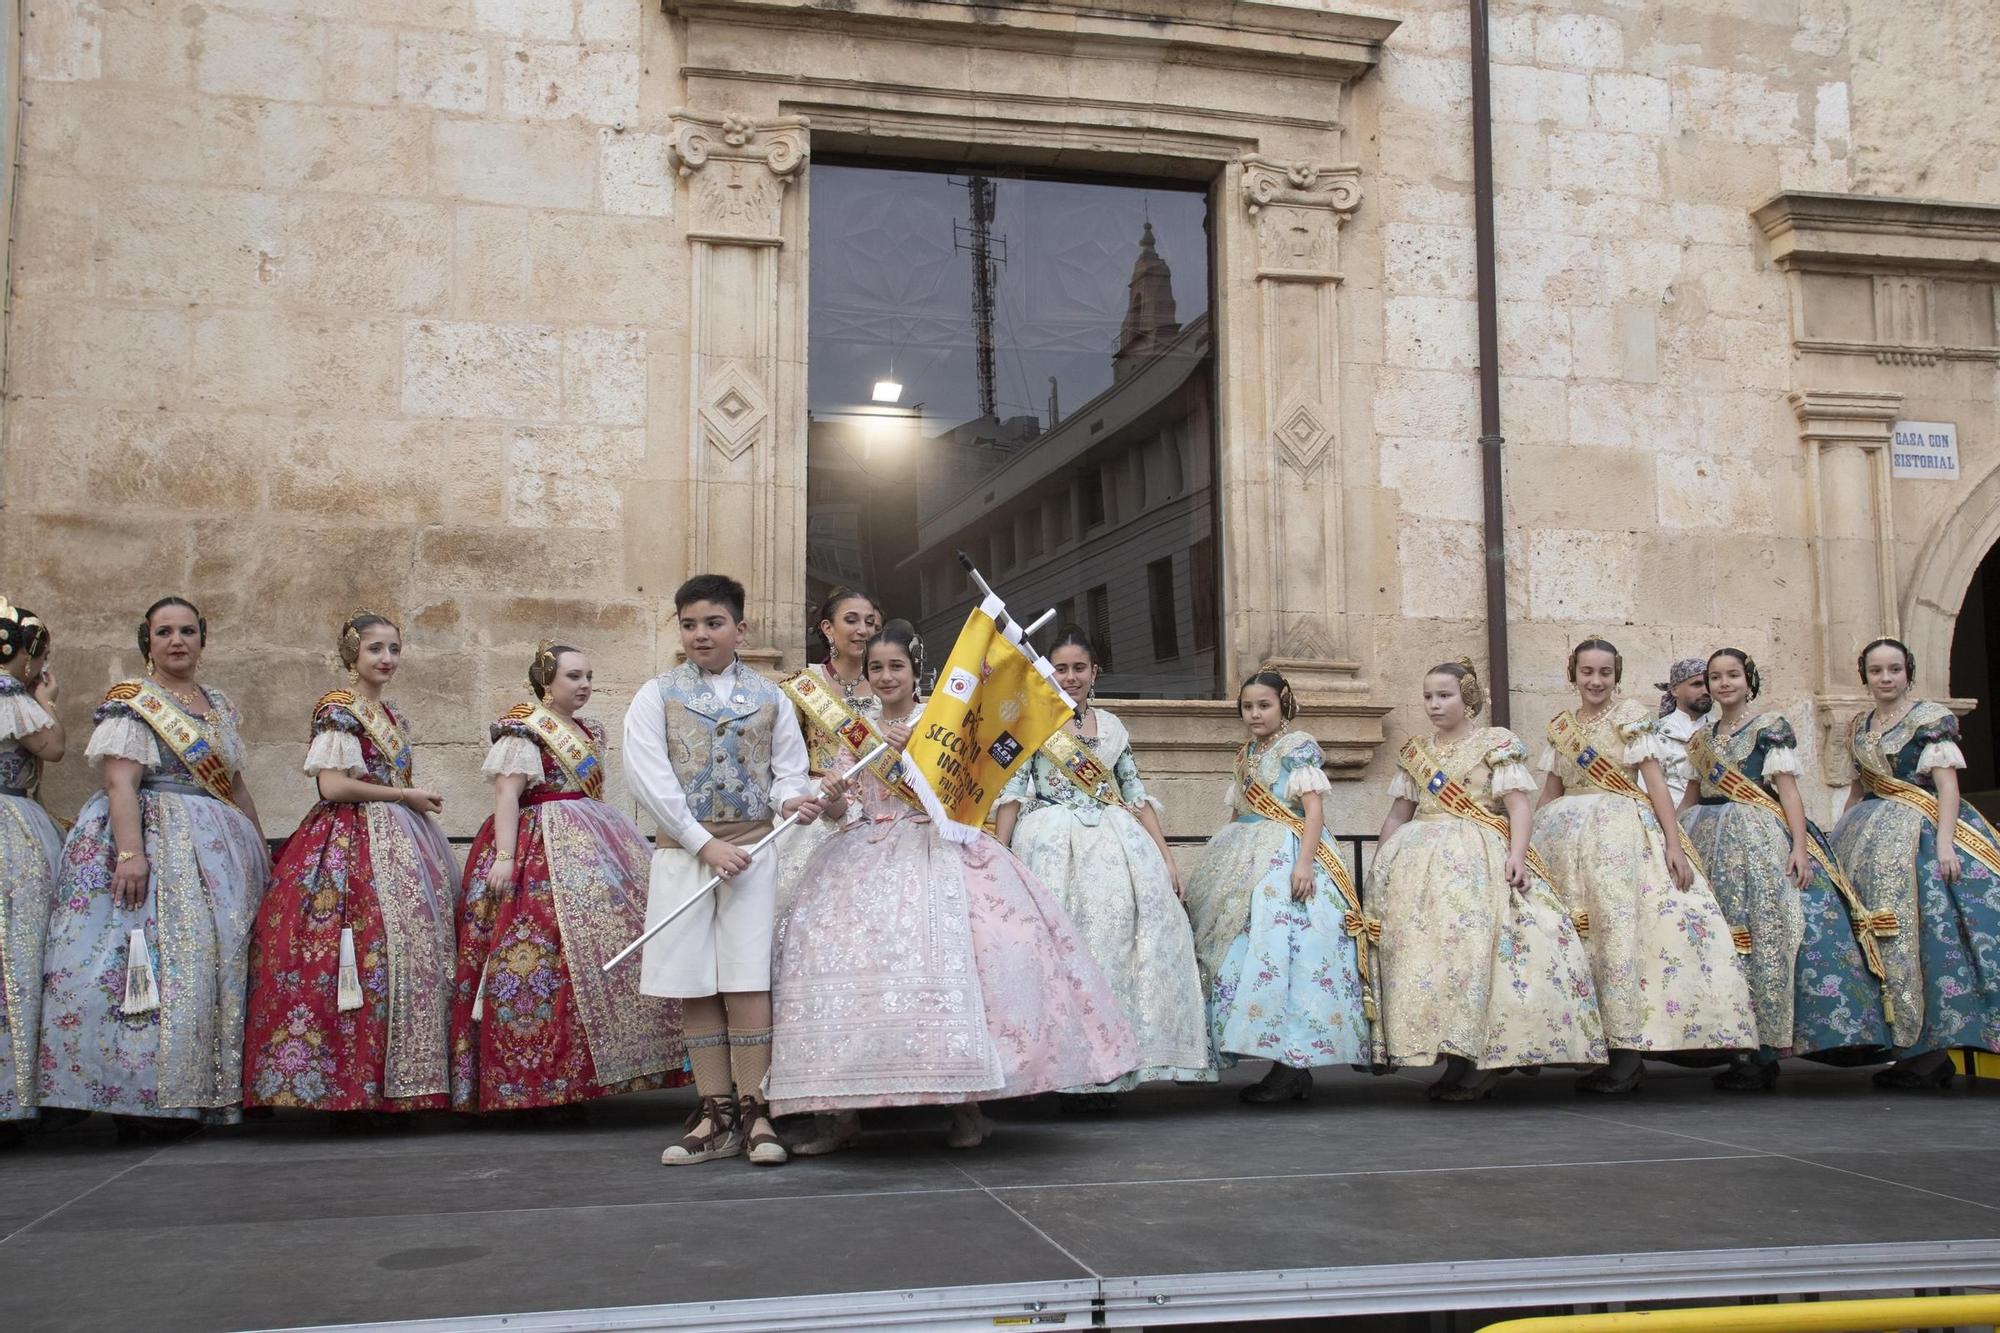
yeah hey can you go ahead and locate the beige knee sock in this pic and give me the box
[728,1026,773,1101]
[686,1025,733,1099]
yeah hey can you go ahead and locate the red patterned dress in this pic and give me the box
[450,708,686,1110]
[242,691,459,1112]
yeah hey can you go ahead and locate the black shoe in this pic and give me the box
[1712,1059,1780,1092]
[1239,1065,1312,1104]
[1873,1062,1954,1091]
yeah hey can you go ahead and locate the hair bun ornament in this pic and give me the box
[1455,655,1479,679]
[530,639,561,691]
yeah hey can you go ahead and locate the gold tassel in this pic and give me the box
[335,926,363,1012]
[471,954,491,1023]
[1731,925,1755,955]
[121,928,160,1015]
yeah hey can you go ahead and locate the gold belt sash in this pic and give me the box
[106,680,236,806]
[504,702,604,799]
[780,670,925,812]
[1037,724,1125,809]
[660,820,769,851]
[1690,732,1896,1000]
[317,689,413,788]
[1547,710,1708,881]
[1235,747,1380,1029]
[1857,763,2000,879]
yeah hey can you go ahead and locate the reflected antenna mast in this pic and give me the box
[951,175,1006,422]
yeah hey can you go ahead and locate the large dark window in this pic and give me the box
[806,163,1219,697]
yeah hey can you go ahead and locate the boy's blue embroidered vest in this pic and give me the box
[659,661,780,822]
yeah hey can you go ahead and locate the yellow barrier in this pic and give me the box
[1949,1048,2000,1079]
[1481,1294,2000,1333]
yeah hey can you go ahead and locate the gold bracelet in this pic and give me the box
[491,852,514,863]
[116,850,141,864]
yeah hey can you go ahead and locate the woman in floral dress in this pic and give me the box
[1185,670,1377,1105]
[1368,660,1605,1101]
[1833,637,2000,1088]
[767,621,1136,1154]
[38,597,269,1137]
[241,613,457,1122]
[995,627,1214,1108]
[0,599,63,1143]
[1533,638,1758,1093]
[451,642,686,1115]
[1678,648,1890,1089]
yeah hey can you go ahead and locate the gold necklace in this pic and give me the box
[157,678,208,715]
[1576,699,1612,725]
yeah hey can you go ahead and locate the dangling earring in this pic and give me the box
[145,658,156,678]
[346,663,360,686]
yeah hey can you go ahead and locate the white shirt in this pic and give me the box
[620,665,810,857]
[1656,707,1706,807]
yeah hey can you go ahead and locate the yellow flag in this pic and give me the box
[903,595,1074,843]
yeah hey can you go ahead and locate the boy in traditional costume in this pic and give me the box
[622,575,822,1167]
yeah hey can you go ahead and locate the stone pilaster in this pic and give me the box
[1227,154,1365,696]
[670,110,810,664]
[1791,387,1903,783]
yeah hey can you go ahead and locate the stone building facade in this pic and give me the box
[1,0,1997,837]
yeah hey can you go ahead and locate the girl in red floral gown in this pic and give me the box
[242,614,459,1119]
[450,643,687,1114]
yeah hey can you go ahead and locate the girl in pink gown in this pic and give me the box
[767,620,1137,1153]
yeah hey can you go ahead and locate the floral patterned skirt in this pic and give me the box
[450,796,686,1111]
[1010,805,1215,1090]
[40,789,266,1121]
[1186,817,1372,1069]
[2,794,62,1119]
[1366,815,1605,1069]
[243,801,457,1112]
[1833,796,2000,1055]
[1533,793,1758,1054]
[1682,801,1889,1057]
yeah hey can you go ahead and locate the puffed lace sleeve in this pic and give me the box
[1536,741,1560,777]
[1615,701,1676,766]
[1485,731,1538,797]
[995,761,1033,809]
[0,678,54,742]
[1387,768,1420,802]
[1756,716,1803,777]
[481,735,545,782]
[86,697,159,769]
[1278,734,1332,801]
[305,702,366,777]
[1913,707,1968,774]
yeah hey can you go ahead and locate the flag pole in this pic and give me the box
[954,550,1076,719]
[604,740,892,973]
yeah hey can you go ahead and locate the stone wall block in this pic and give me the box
[414,526,623,598]
[204,102,431,196]
[399,30,492,113]
[579,0,643,46]
[9,404,264,514]
[1657,454,1778,533]
[196,12,323,102]
[1527,528,1638,622]
[24,0,103,83]
[433,119,595,208]
[601,129,674,216]
[1535,12,1625,70]
[473,0,575,41]
[325,25,399,106]
[1591,72,1671,134]
[1499,374,1570,444]
[193,311,401,412]
[1382,221,1476,296]
[1673,67,1800,147]
[11,173,99,298]
[93,184,281,304]
[1396,521,1486,621]
[562,326,647,425]
[276,198,453,314]
[1506,445,1656,532]
[1497,299,1571,379]
[13,300,186,403]
[267,419,504,525]
[23,84,205,182]
[1373,367,1479,441]
[452,205,533,318]
[100,7,195,88]
[1380,436,1481,524]
[500,424,647,528]
[501,44,639,124]
[189,520,424,650]
[525,212,681,325]
[1491,63,1590,129]
[403,319,562,421]
[1548,130,1662,196]
[1384,295,1479,371]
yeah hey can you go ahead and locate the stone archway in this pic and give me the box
[1903,455,2000,701]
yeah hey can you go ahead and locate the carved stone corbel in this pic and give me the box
[1236,155,1364,692]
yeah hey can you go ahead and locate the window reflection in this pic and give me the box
[806,164,1219,698]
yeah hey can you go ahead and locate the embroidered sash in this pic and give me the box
[1548,710,1708,880]
[318,690,413,788]
[780,670,924,812]
[1397,737,1558,886]
[503,703,603,800]
[1037,724,1126,809]
[1854,758,2000,879]
[1690,729,1897,988]
[106,680,235,805]
[1235,743,1382,1028]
